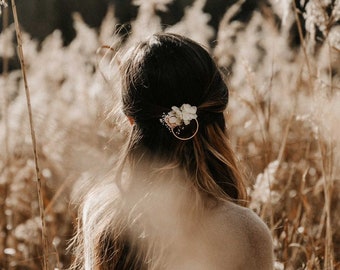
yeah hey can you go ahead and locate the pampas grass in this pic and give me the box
[0,0,339,269]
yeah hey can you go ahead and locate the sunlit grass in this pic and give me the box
[0,0,339,269]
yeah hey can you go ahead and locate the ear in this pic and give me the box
[127,116,135,125]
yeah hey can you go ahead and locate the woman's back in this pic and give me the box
[135,170,274,270]
[80,165,273,269]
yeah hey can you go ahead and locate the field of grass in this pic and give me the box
[0,0,339,269]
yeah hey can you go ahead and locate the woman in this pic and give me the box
[71,33,274,269]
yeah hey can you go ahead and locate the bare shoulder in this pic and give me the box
[208,201,274,269]
[223,202,273,244]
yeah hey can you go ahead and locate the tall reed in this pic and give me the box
[10,0,49,268]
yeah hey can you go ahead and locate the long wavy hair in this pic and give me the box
[71,33,247,270]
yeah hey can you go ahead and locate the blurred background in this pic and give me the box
[1,0,253,44]
[1,0,340,269]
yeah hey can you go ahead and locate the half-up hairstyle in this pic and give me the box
[121,33,247,203]
[72,33,248,270]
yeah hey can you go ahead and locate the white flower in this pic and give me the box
[164,104,197,128]
[180,104,197,125]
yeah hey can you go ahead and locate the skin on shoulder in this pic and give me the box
[205,201,274,270]
[165,200,274,270]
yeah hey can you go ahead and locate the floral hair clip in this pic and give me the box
[160,104,199,141]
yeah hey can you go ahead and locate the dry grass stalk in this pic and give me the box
[10,0,49,269]
[318,138,335,270]
[1,0,9,163]
[292,0,314,92]
[0,5,11,268]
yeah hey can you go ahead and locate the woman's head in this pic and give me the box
[120,33,246,204]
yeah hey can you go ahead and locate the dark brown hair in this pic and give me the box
[121,33,247,202]
[71,33,248,270]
